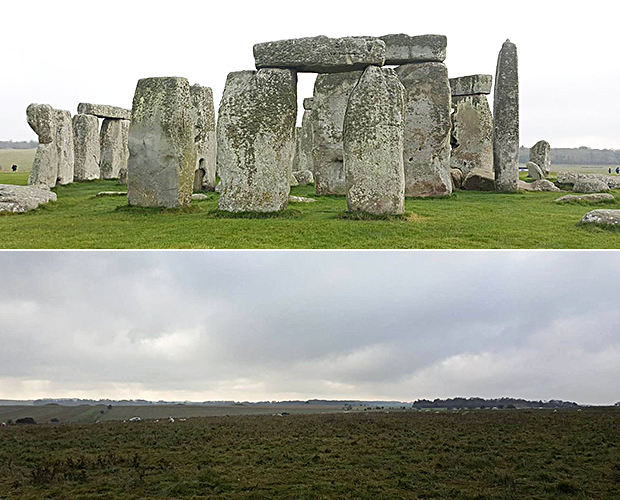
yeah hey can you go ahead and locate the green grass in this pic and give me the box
[1,173,619,248]
[0,149,35,172]
[1,409,618,499]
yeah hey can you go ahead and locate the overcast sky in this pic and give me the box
[1,1,618,149]
[0,251,618,405]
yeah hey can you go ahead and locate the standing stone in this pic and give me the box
[128,77,196,208]
[217,69,297,213]
[27,104,58,188]
[116,120,130,184]
[54,110,75,185]
[379,34,447,65]
[297,97,315,174]
[527,161,544,181]
[396,62,452,197]
[493,40,519,192]
[312,71,362,195]
[292,127,302,172]
[72,114,100,181]
[344,66,405,215]
[530,140,551,177]
[190,84,217,191]
[100,119,129,180]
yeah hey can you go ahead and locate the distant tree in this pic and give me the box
[15,417,36,425]
[50,418,59,423]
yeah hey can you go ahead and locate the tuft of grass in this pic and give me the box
[208,208,303,219]
[338,211,415,222]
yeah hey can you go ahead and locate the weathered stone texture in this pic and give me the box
[557,171,579,185]
[303,98,314,110]
[54,110,75,185]
[450,168,464,190]
[27,104,58,188]
[556,193,615,204]
[100,119,129,180]
[396,62,452,197]
[450,75,493,96]
[0,184,57,213]
[190,84,217,191]
[344,66,405,215]
[128,77,196,208]
[450,95,494,179]
[293,170,314,186]
[519,179,560,192]
[462,170,495,191]
[254,36,385,73]
[78,103,131,120]
[380,34,446,65]
[530,140,551,177]
[527,161,544,181]
[312,71,362,195]
[217,69,297,213]
[297,106,315,174]
[73,114,100,181]
[573,176,610,193]
[493,40,519,192]
[581,210,620,227]
[27,104,55,144]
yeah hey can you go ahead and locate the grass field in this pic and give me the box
[0,149,36,172]
[1,409,618,499]
[0,171,619,249]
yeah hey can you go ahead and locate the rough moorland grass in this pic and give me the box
[0,173,619,249]
[1,409,618,500]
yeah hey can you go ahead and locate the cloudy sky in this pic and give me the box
[1,1,619,149]
[0,251,618,405]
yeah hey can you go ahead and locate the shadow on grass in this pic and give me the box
[207,208,303,219]
[338,211,424,222]
[577,222,620,232]
[115,204,202,216]
[556,199,616,206]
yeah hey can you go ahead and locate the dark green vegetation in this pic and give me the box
[1,409,619,499]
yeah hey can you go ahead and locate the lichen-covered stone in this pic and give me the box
[462,170,495,191]
[557,171,578,185]
[303,98,314,110]
[78,103,131,120]
[217,69,297,213]
[73,114,100,181]
[573,176,610,193]
[254,36,385,73]
[54,110,75,185]
[519,179,560,192]
[450,168,464,189]
[312,71,362,195]
[128,77,196,208]
[581,209,620,227]
[556,193,614,204]
[27,104,58,188]
[450,95,493,179]
[558,172,620,189]
[0,184,57,213]
[26,103,55,144]
[296,105,314,174]
[527,161,544,181]
[450,75,493,96]
[530,140,551,177]
[190,84,217,192]
[293,170,314,186]
[380,34,446,65]
[396,62,452,197]
[100,119,129,180]
[493,40,519,192]
[344,66,406,215]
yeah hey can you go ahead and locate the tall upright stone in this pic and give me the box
[312,71,362,195]
[128,77,196,208]
[190,84,217,192]
[344,66,405,215]
[493,40,519,192]
[73,114,100,181]
[217,69,297,213]
[54,110,75,185]
[530,140,551,177]
[296,97,315,175]
[396,62,452,197]
[27,104,58,188]
[100,118,130,180]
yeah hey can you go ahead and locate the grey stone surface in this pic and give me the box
[96,191,127,197]
[450,75,493,96]
[254,36,385,73]
[217,69,297,213]
[190,84,217,191]
[557,171,579,185]
[78,103,131,120]
[463,170,495,191]
[520,179,560,192]
[380,34,446,65]
[558,172,620,189]
[312,71,362,195]
[293,170,314,186]
[344,66,405,215]
[26,103,55,144]
[0,184,57,213]
[530,140,551,177]
[450,95,494,178]
[297,106,314,174]
[396,62,452,197]
[128,77,196,208]
[493,40,519,192]
[192,193,208,200]
[573,176,610,193]
[289,195,316,203]
[100,118,129,180]
[556,193,615,204]
[303,98,314,110]
[54,110,75,185]
[450,168,464,189]
[27,104,58,188]
[527,161,544,181]
[581,209,620,227]
[73,114,100,181]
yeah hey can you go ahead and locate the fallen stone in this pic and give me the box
[557,171,579,185]
[450,95,494,178]
[527,161,544,181]
[293,170,314,186]
[100,118,129,180]
[462,170,495,191]
[128,77,196,208]
[27,104,58,188]
[190,84,217,191]
[54,110,75,185]
[0,184,57,213]
[450,74,493,96]
[217,69,297,213]
[530,140,551,177]
[344,66,406,215]
[379,34,446,65]
[580,209,620,227]
[96,191,127,197]
[556,193,615,204]
[527,179,561,192]
[289,195,316,203]
[312,71,362,195]
[396,62,452,197]
[192,193,208,200]
[450,168,464,189]
[254,36,385,73]
[78,103,131,120]
[290,174,299,187]
[73,114,101,181]
[573,176,610,193]
[493,40,519,192]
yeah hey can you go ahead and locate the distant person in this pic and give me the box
[11,165,17,172]
[609,168,612,174]
[616,167,620,175]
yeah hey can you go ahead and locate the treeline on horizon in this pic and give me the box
[0,140,38,150]
[520,146,620,165]
[412,397,581,409]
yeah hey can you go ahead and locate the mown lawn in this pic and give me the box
[0,173,619,249]
[0,149,36,172]
[1,409,619,499]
